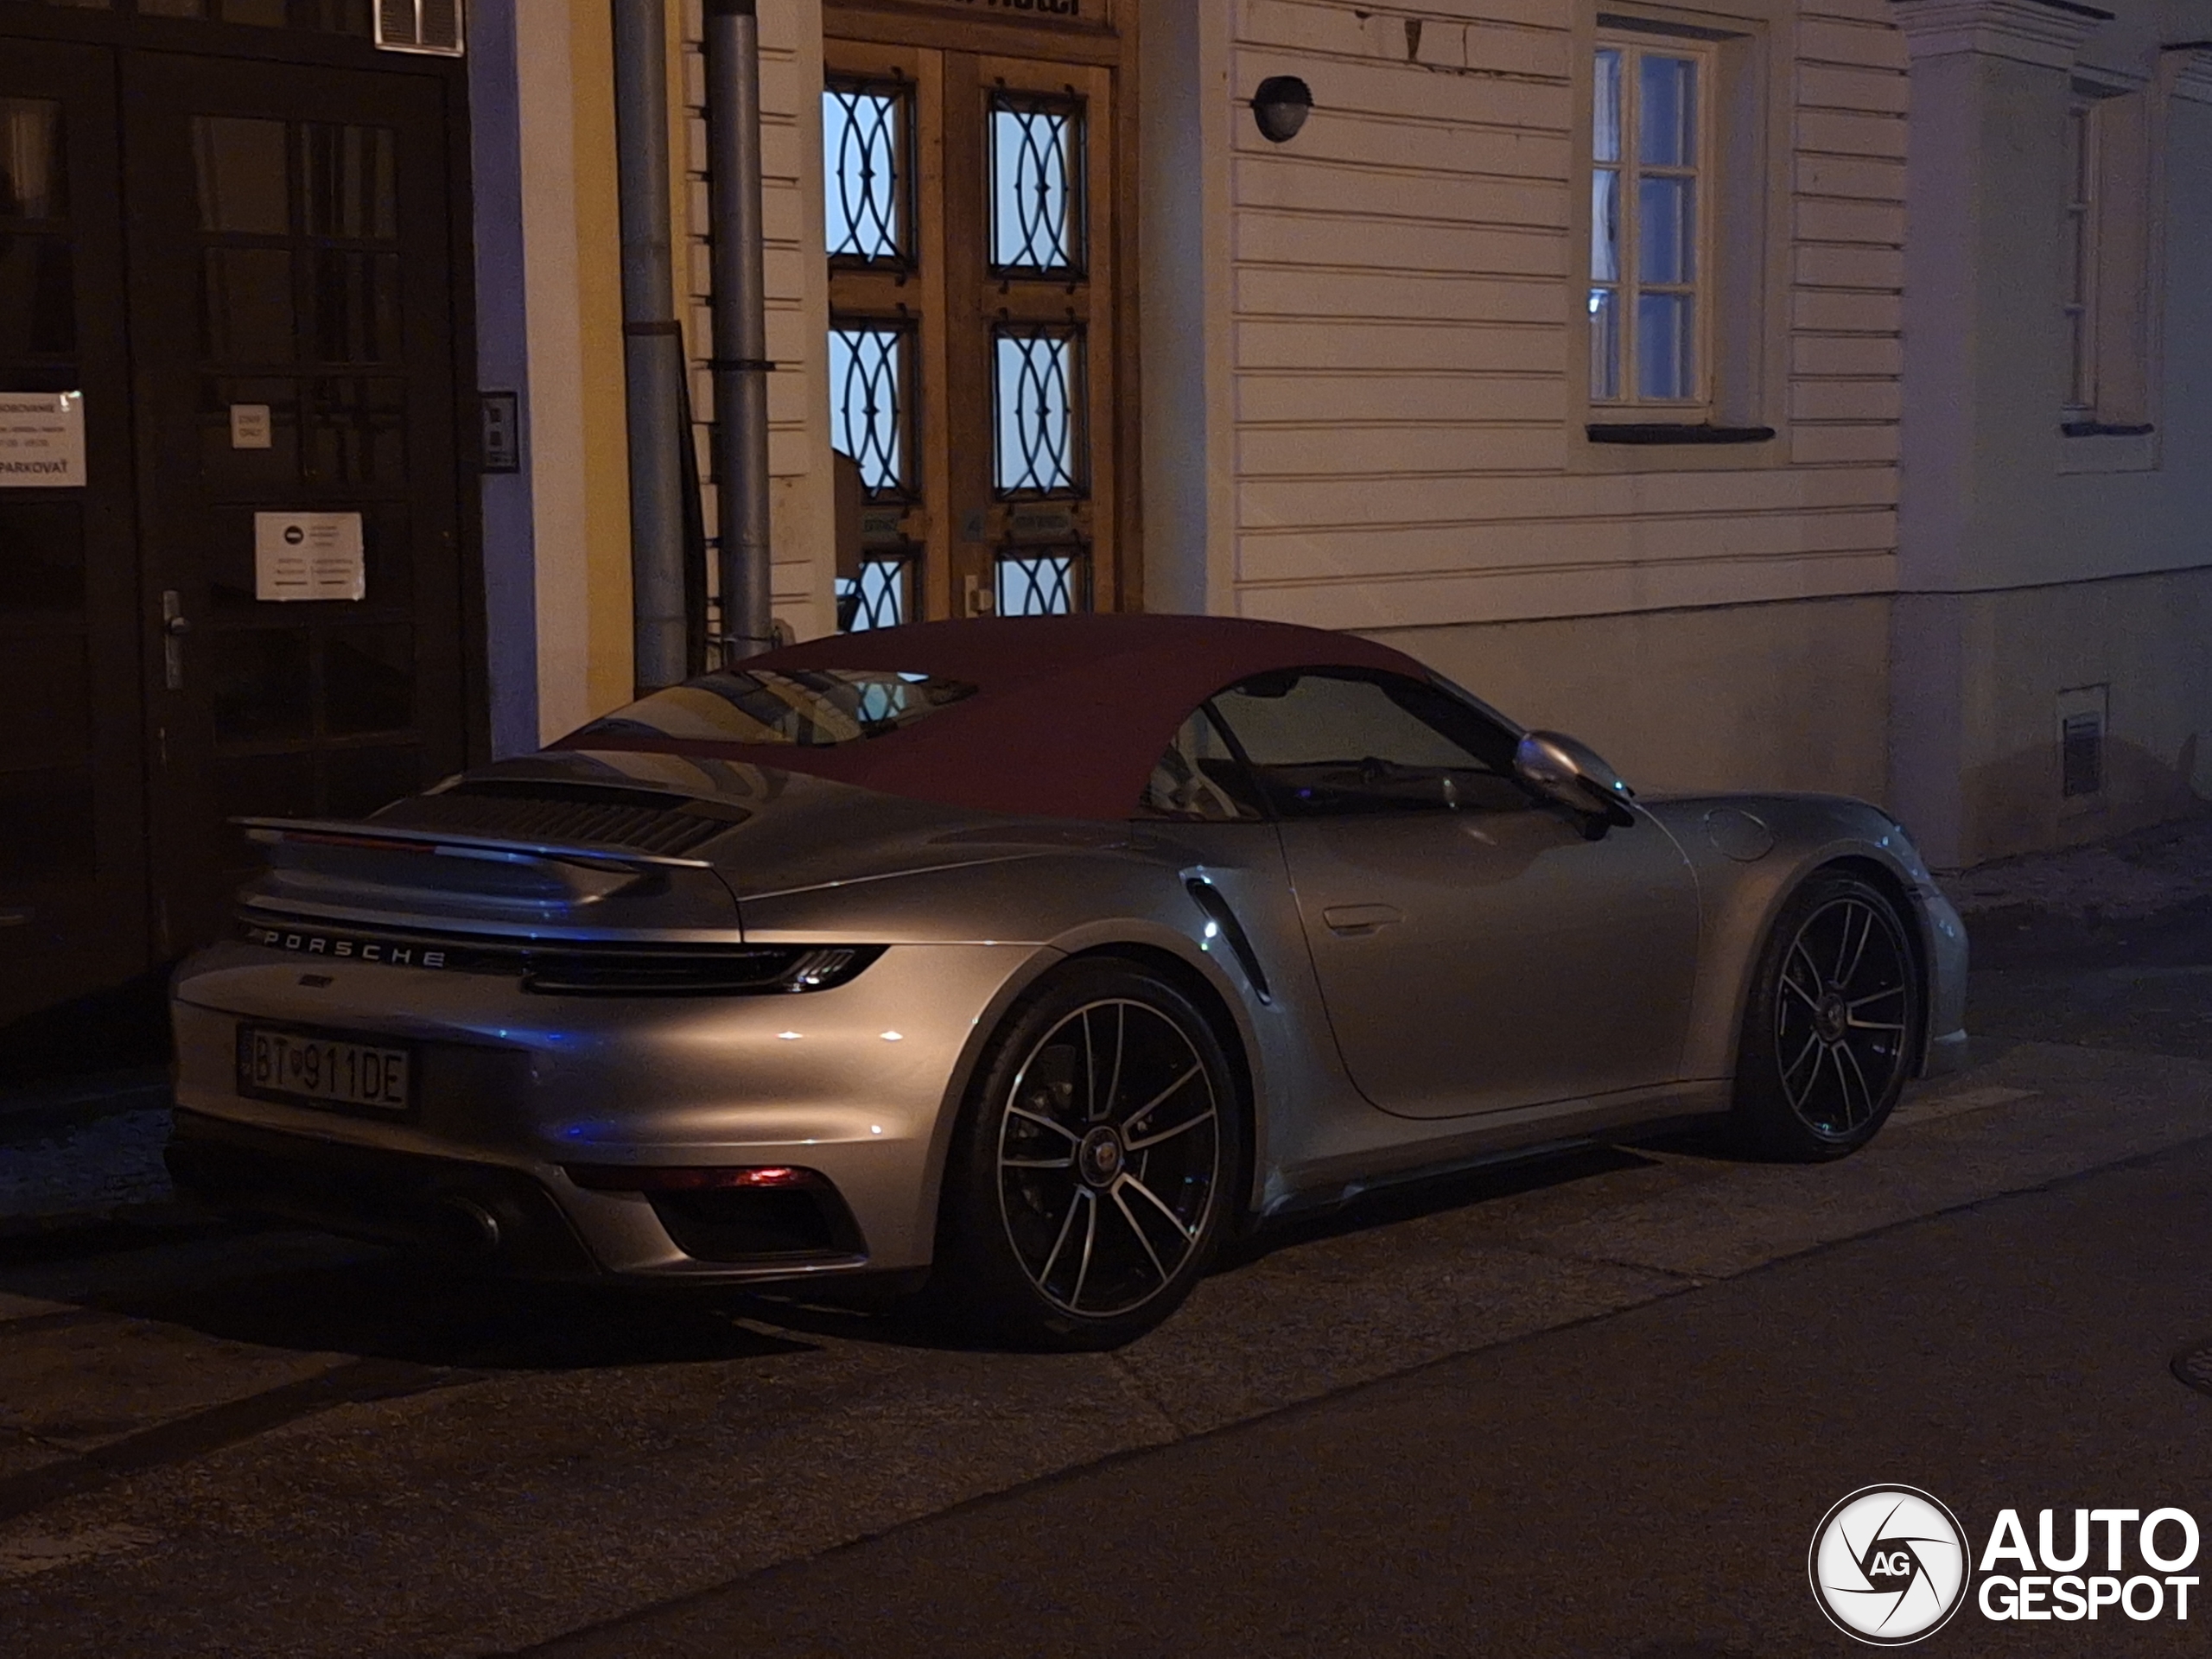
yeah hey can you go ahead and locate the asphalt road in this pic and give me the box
[533,1138,2212,1659]
[0,877,2205,1657]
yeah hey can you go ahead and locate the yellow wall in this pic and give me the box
[569,0,637,718]
[518,0,634,741]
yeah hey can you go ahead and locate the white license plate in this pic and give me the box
[237,1026,413,1114]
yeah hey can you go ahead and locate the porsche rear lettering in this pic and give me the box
[247,926,447,970]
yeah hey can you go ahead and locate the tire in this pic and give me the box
[931,959,1242,1351]
[1732,870,1924,1162]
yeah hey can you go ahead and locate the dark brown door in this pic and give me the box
[123,54,467,954]
[0,42,150,1028]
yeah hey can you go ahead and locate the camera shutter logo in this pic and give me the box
[1809,1486,1970,1644]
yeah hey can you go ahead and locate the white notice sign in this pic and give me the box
[0,391,86,488]
[230,404,273,450]
[255,512,366,602]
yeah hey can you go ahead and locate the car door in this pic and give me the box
[1208,669,1702,1120]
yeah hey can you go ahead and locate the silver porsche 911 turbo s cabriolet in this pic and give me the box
[168,613,1967,1348]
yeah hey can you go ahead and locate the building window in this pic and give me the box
[2059,90,2154,439]
[1589,37,1713,409]
[2063,99,2098,418]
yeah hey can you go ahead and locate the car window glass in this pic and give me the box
[1210,671,1529,817]
[569,669,975,747]
[1141,705,1265,822]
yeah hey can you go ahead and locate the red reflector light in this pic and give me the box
[563,1163,819,1193]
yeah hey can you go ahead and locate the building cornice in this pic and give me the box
[2159,41,2212,104]
[1888,0,2109,68]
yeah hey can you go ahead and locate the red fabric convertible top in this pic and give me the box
[561,613,1427,820]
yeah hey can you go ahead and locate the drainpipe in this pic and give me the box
[703,0,776,662]
[612,0,689,692]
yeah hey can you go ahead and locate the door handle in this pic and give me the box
[162,589,191,690]
[1322,903,1403,936]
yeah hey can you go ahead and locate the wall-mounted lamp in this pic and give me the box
[1250,76,1313,143]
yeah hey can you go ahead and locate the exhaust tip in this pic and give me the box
[432,1197,502,1255]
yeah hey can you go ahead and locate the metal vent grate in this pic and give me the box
[2061,712,2103,798]
[376,0,464,57]
[371,786,741,857]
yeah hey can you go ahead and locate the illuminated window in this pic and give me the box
[1589,39,1712,407]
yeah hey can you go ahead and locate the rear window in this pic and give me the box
[571,669,976,747]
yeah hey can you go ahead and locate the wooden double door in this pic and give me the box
[823,33,1125,626]
[0,34,471,1036]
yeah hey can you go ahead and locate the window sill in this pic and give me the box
[2057,423,2158,475]
[1586,423,1778,445]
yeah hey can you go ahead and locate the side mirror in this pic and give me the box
[1514,731,1637,835]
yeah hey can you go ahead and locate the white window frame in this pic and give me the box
[2061,96,2101,418]
[1588,33,1718,415]
[2057,80,2158,454]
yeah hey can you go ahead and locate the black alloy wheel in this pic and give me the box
[934,960,1239,1350]
[1733,870,1923,1161]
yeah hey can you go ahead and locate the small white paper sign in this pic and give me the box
[0,391,86,488]
[255,512,365,602]
[230,404,273,450]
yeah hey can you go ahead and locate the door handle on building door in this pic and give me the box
[162,590,191,690]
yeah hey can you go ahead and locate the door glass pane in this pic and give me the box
[993,327,1081,495]
[303,124,397,241]
[209,628,313,741]
[1638,55,1697,167]
[0,632,92,767]
[202,248,296,362]
[0,240,74,356]
[995,553,1077,618]
[989,94,1082,274]
[0,766,94,883]
[308,249,400,362]
[305,377,406,484]
[201,378,301,484]
[828,323,909,497]
[836,556,908,632]
[325,626,414,735]
[1636,291,1692,400]
[0,501,86,613]
[0,100,65,220]
[194,117,290,236]
[823,84,906,265]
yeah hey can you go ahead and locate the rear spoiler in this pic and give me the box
[233,817,715,874]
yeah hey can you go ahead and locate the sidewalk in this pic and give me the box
[0,1069,174,1228]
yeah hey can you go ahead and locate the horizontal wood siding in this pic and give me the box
[1227,0,1905,626]
[683,0,829,636]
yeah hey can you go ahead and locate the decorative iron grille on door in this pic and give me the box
[823,45,1116,626]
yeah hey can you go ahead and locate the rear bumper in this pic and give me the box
[166,1109,873,1282]
[168,938,1042,1281]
